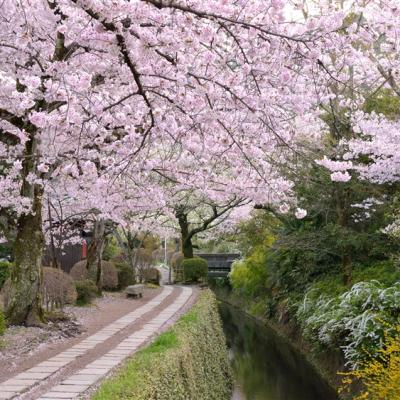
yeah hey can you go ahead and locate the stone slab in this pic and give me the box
[51,384,89,392]
[2,378,37,386]
[15,372,50,380]
[0,393,15,399]
[41,392,76,399]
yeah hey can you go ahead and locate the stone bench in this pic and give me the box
[125,284,144,299]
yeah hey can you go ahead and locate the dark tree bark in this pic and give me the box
[335,187,352,286]
[175,198,246,259]
[3,15,75,326]
[86,219,106,290]
[47,199,60,269]
[6,133,45,326]
[176,210,194,258]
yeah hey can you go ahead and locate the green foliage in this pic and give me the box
[0,262,11,289]
[92,290,233,400]
[364,88,400,120]
[297,281,400,368]
[352,260,400,286]
[145,283,159,289]
[230,246,269,299]
[304,261,400,302]
[220,112,400,372]
[305,274,347,299]
[70,260,119,290]
[75,279,99,305]
[143,267,160,285]
[233,211,278,256]
[0,308,5,335]
[197,236,238,254]
[103,236,120,261]
[0,242,12,262]
[115,263,135,289]
[182,257,208,283]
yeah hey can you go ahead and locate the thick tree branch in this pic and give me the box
[0,128,20,146]
[141,0,313,43]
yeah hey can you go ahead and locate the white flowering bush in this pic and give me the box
[297,281,400,368]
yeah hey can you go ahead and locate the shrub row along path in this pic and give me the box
[0,285,195,400]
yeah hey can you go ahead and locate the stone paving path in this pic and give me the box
[0,286,193,400]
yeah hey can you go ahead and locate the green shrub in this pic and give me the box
[70,260,119,290]
[2,266,77,311]
[0,262,11,289]
[182,257,208,283]
[305,274,347,299]
[92,290,233,400]
[115,263,135,289]
[352,261,400,286]
[143,267,160,285]
[229,246,268,298]
[0,309,5,335]
[103,237,120,261]
[75,280,99,305]
[297,281,400,368]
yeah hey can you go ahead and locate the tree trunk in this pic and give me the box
[86,219,106,290]
[47,199,59,269]
[335,188,352,285]
[176,209,194,258]
[182,236,194,259]
[6,187,45,326]
[342,253,352,286]
[114,229,137,282]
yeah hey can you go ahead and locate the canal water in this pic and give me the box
[219,302,338,400]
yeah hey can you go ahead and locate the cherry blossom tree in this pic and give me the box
[0,0,351,325]
[310,0,400,207]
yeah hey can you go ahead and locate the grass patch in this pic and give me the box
[141,331,179,355]
[145,283,159,289]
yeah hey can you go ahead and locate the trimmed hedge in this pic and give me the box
[75,280,99,305]
[115,263,135,289]
[2,267,77,311]
[92,290,233,400]
[42,267,77,310]
[70,260,118,290]
[182,257,208,283]
[143,267,160,285]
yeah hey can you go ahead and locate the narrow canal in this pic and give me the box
[219,302,338,400]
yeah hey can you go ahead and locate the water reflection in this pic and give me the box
[219,303,338,400]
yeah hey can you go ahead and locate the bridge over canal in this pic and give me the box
[196,253,241,278]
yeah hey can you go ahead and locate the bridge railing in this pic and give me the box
[195,253,241,278]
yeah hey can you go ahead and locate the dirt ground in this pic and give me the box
[0,288,164,382]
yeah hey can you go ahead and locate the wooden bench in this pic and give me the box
[126,284,144,299]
